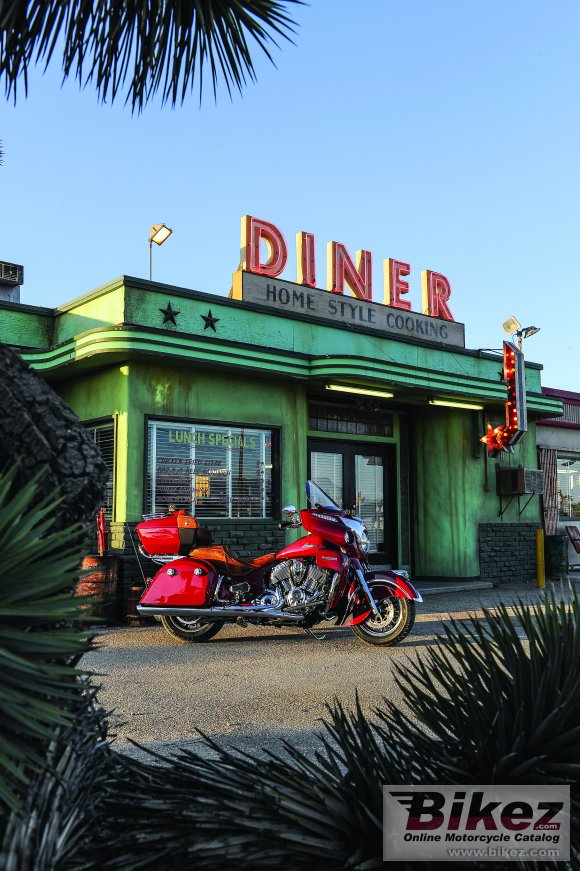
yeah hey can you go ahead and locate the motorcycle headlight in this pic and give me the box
[343,517,370,554]
[358,528,370,554]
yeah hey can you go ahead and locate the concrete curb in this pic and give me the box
[415,581,494,597]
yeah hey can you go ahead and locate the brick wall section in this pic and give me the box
[109,519,287,592]
[478,523,540,585]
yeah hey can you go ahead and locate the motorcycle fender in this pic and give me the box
[139,558,216,608]
[366,571,422,602]
[315,549,346,573]
[346,572,422,626]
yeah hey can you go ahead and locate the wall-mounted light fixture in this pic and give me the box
[149,223,173,280]
[429,399,484,411]
[326,384,394,399]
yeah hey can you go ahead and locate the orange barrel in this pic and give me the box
[76,555,120,623]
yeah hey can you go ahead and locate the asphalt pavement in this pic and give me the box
[81,577,578,764]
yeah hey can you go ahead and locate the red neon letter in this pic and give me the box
[326,242,372,301]
[241,215,287,277]
[384,258,412,310]
[421,270,454,321]
[296,231,316,287]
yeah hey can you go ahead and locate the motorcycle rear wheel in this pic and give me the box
[352,597,415,646]
[160,615,224,642]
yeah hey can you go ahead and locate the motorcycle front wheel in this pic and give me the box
[352,597,415,646]
[160,615,224,643]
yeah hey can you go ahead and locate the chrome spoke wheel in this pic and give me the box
[173,616,205,630]
[363,598,405,637]
[353,595,416,646]
[160,615,224,643]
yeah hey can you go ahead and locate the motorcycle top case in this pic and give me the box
[136,510,213,556]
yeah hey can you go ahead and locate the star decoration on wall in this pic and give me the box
[201,310,220,332]
[160,302,180,325]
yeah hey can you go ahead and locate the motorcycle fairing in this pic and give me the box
[276,534,325,560]
[139,558,217,607]
[315,549,347,573]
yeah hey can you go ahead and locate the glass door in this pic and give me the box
[310,450,344,508]
[354,453,384,555]
[308,440,396,565]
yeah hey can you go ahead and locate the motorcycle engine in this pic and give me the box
[259,559,332,609]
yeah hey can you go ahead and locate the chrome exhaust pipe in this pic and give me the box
[136,604,305,622]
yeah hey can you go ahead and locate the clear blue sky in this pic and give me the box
[1,0,579,390]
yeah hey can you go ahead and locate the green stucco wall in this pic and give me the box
[53,285,125,346]
[413,406,540,577]
[124,362,309,525]
[0,303,53,348]
[58,360,310,524]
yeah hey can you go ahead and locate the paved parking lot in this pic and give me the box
[81,582,568,762]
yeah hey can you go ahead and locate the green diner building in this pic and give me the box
[0,270,562,585]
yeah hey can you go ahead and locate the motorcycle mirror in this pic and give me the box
[282,504,297,517]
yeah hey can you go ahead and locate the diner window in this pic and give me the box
[557,457,580,517]
[308,402,393,437]
[146,421,274,518]
[86,421,114,517]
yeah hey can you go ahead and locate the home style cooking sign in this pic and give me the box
[231,215,465,348]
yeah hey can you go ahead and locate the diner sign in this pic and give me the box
[237,215,457,320]
[232,271,466,348]
[232,215,465,347]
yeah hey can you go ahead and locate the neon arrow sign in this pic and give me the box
[480,341,528,457]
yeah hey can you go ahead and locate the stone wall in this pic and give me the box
[478,522,540,585]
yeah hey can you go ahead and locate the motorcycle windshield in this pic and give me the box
[305,480,340,510]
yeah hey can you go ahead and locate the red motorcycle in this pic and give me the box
[135,481,421,646]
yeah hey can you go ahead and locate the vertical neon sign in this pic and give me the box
[480,341,528,457]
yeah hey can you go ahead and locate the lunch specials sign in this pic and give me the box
[231,215,465,348]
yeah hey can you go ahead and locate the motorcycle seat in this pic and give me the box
[189,545,277,576]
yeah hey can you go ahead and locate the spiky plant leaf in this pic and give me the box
[0,682,113,869]
[0,1,301,111]
[0,468,93,814]
[377,590,580,786]
[71,735,362,870]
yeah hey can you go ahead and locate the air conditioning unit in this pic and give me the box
[0,261,24,303]
[0,262,24,286]
[497,467,544,496]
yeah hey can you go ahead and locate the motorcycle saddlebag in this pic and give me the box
[136,510,213,556]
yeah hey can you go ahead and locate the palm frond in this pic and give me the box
[0,468,93,814]
[0,0,301,111]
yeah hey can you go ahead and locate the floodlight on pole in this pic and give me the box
[148,223,173,280]
[502,316,521,336]
[502,315,540,350]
